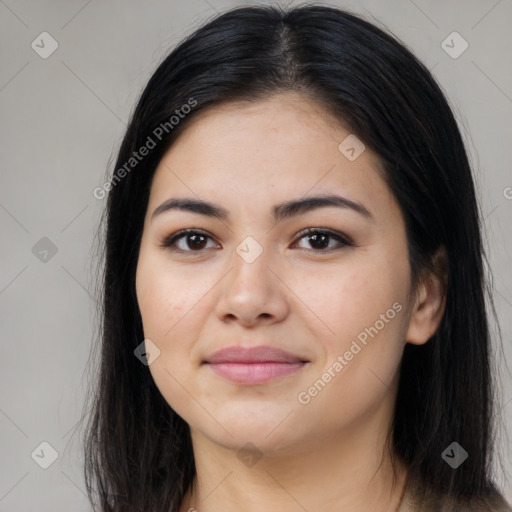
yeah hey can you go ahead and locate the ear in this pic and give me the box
[406,246,448,346]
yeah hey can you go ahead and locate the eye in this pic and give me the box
[159,229,219,253]
[159,227,353,255]
[292,228,353,254]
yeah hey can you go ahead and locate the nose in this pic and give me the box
[214,243,289,328]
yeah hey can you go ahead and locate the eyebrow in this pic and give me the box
[151,194,374,223]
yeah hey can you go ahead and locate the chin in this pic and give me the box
[192,409,308,454]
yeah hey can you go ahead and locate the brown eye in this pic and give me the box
[160,227,353,256]
[160,229,218,253]
[293,228,353,254]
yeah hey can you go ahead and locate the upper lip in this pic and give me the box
[204,345,308,364]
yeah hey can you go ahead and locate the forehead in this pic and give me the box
[148,92,394,219]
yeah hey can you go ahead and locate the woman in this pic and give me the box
[84,4,511,511]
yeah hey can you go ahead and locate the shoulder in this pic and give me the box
[399,477,512,512]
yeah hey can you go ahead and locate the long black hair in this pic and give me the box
[83,4,509,510]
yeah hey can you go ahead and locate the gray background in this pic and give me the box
[1,0,511,509]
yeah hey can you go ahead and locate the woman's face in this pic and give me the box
[136,92,419,455]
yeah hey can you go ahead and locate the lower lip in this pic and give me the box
[206,362,306,384]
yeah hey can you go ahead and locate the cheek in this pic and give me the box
[294,268,407,424]
[290,255,410,398]
[135,254,207,416]
[291,263,405,344]
[136,251,202,339]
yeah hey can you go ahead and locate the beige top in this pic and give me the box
[396,478,512,512]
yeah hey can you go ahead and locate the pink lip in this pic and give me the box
[204,345,308,385]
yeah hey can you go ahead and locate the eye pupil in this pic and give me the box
[188,234,207,250]
[309,233,329,250]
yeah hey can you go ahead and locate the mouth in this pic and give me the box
[203,345,309,385]
[206,361,307,384]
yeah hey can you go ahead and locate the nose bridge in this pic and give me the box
[229,233,274,294]
[215,232,288,324]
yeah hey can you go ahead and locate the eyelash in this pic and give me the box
[159,228,354,255]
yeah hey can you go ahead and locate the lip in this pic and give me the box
[203,345,309,385]
[204,345,307,364]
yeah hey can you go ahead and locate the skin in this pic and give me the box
[135,92,447,512]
